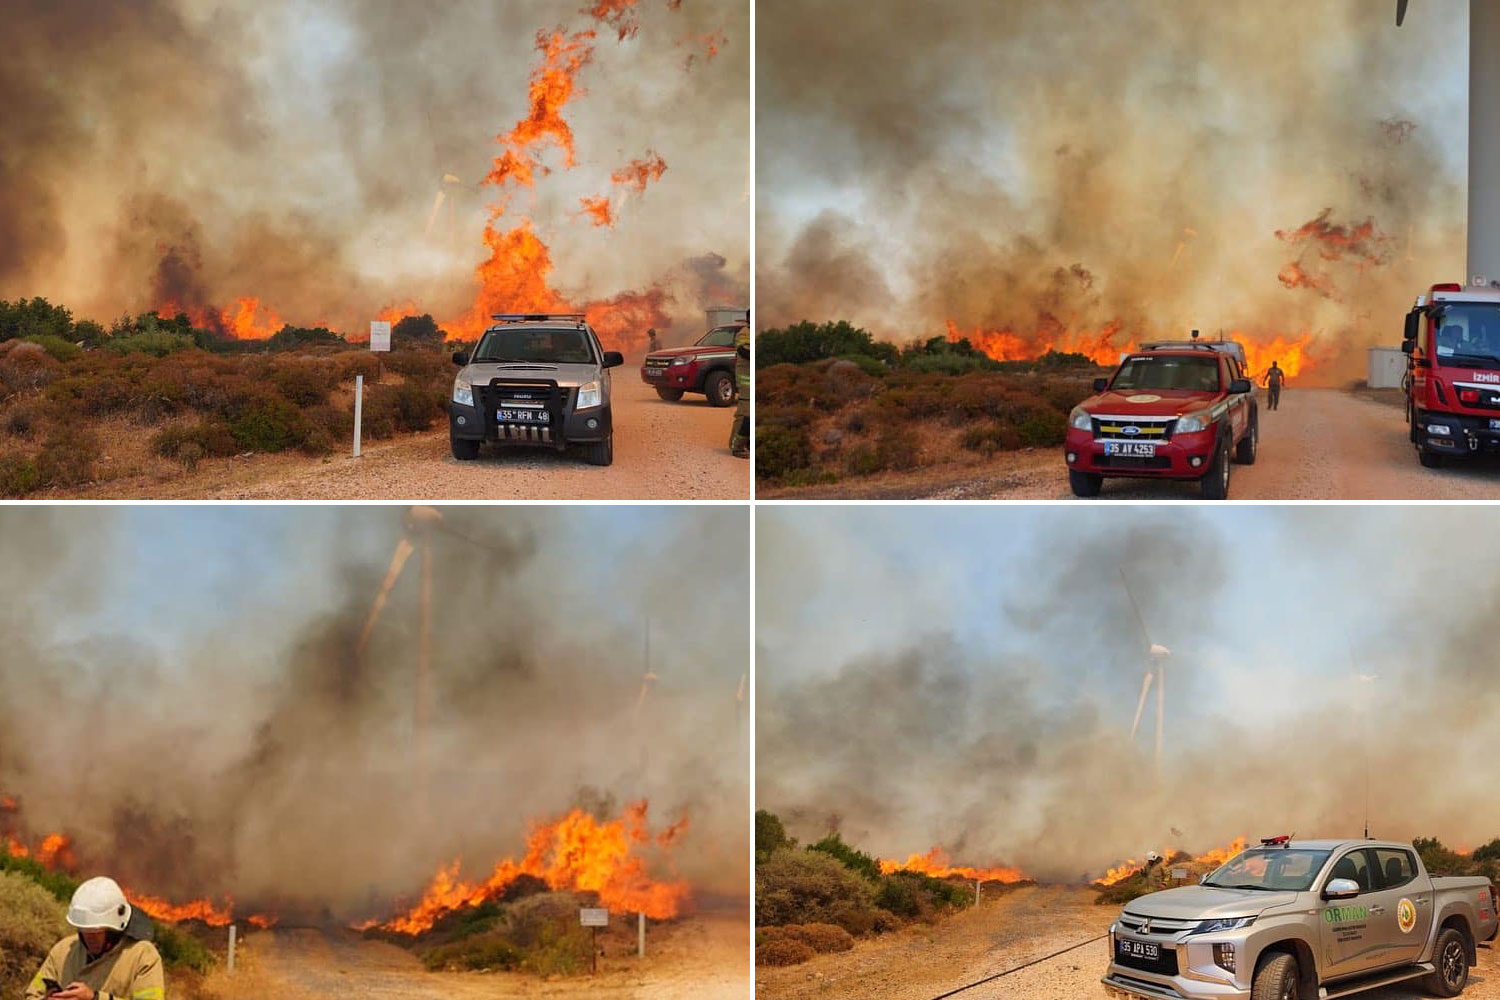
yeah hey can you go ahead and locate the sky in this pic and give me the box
[756,0,1471,381]
[757,504,1500,877]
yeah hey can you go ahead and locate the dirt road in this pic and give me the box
[760,388,1500,500]
[755,885,1499,1000]
[202,910,749,1000]
[65,378,748,501]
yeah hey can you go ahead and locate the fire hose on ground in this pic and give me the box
[923,932,1111,1000]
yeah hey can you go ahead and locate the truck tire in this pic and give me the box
[1234,414,1258,465]
[1250,952,1299,1000]
[1068,469,1102,497]
[704,370,735,407]
[1201,435,1231,500]
[1418,447,1446,469]
[1423,926,1469,997]
[451,437,481,461]
[655,387,685,401]
[583,434,613,467]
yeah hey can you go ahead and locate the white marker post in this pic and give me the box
[974,880,981,906]
[227,924,237,974]
[353,375,363,458]
[638,911,645,957]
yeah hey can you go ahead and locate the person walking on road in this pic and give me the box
[1262,360,1286,411]
[646,328,659,354]
[729,326,750,458]
[28,876,165,1000]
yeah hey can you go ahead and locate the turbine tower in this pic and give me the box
[1121,569,1171,781]
[1398,1,1500,283]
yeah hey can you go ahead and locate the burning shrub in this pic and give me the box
[755,849,877,932]
[755,937,815,966]
[0,870,69,998]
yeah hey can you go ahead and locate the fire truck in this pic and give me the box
[1402,283,1500,467]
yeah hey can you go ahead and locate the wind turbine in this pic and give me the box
[1120,569,1171,780]
[1397,0,1500,283]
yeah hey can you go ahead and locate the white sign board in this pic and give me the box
[579,908,609,927]
[369,321,391,352]
[1171,868,1189,881]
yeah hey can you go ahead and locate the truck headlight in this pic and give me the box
[670,356,691,367]
[452,379,473,407]
[1192,916,1255,934]
[1069,407,1092,431]
[1174,412,1210,434]
[577,380,603,410]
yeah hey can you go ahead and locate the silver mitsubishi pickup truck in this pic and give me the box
[1103,837,1498,1000]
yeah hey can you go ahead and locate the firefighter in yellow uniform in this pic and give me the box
[730,326,750,458]
[28,876,165,1000]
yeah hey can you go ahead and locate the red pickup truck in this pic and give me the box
[640,324,744,407]
[1063,345,1258,499]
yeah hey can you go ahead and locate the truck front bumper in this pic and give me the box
[1065,427,1218,479]
[1414,409,1500,456]
[1102,971,1249,1000]
[448,401,612,447]
[641,363,699,390]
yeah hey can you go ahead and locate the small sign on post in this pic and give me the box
[369,321,391,352]
[580,908,608,974]
[1171,867,1188,883]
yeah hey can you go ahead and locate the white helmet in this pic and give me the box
[67,876,131,931]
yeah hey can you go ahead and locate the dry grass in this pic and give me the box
[0,871,69,998]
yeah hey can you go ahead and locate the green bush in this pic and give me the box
[23,335,81,363]
[756,810,795,865]
[0,455,41,497]
[107,331,194,357]
[755,425,812,481]
[808,834,882,882]
[35,426,97,488]
[227,394,312,452]
[756,849,877,932]
[875,870,970,921]
[421,936,523,971]
[154,923,215,974]
[0,871,70,999]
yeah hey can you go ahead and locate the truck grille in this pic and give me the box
[643,359,671,379]
[1092,416,1177,441]
[1118,915,1197,935]
[474,378,567,442]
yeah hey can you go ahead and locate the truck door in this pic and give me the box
[1224,357,1246,438]
[1412,312,1433,408]
[1318,848,1382,978]
[1368,847,1432,968]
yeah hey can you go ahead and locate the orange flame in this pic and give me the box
[611,152,668,194]
[587,0,645,40]
[1275,209,1392,266]
[877,848,1028,884]
[4,835,28,858]
[580,195,616,228]
[376,801,690,936]
[1097,837,1250,886]
[125,891,236,927]
[1192,836,1249,870]
[154,296,284,341]
[37,833,75,871]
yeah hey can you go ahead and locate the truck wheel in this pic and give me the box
[1201,436,1231,500]
[1423,926,1469,997]
[1418,447,1446,469]
[1250,952,1299,1000]
[1068,469,1102,497]
[583,434,613,467]
[704,370,735,407]
[451,437,480,461]
[1234,414,1258,465]
[655,387,685,402]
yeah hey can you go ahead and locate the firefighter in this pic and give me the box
[1262,360,1286,411]
[729,326,750,458]
[646,328,659,354]
[27,876,165,1000]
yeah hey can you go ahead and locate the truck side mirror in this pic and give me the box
[1404,309,1421,343]
[1401,338,1415,355]
[601,351,625,368]
[452,351,469,366]
[1229,378,1252,394]
[1093,377,1109,392]
[1322,878,1360,900]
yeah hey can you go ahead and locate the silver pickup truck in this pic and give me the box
[1103,838,1498,1000]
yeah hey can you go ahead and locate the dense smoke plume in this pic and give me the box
[1,0,747,347]
[757,506,1500,881]
[757,0,1466,381]
[0,506,749,918]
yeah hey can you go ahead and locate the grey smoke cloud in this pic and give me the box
[756,0,1466,381]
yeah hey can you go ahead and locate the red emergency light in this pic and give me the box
[1460,389,1481,404]
[1259,835,1292,847]
[1431,283,1464,292]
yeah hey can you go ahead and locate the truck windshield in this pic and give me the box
[1432,303,1500,367]
[473,328,594,364]
[1203,849,1331,891]
[1110,356,1221,392]
[698,327,739,347]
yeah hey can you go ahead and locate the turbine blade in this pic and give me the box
[1397,0,1408,26]
[358,536,416,653]
[1130,672,1154,740]
[1119,568,1154,648]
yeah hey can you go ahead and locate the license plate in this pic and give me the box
[1118,938,1160,962]
[1489,418,1500,430]
[1104,441,1156,457]
[646,367,667,378]
[498,408,546,423]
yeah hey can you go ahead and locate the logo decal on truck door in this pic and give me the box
[1397,898,1417,933]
